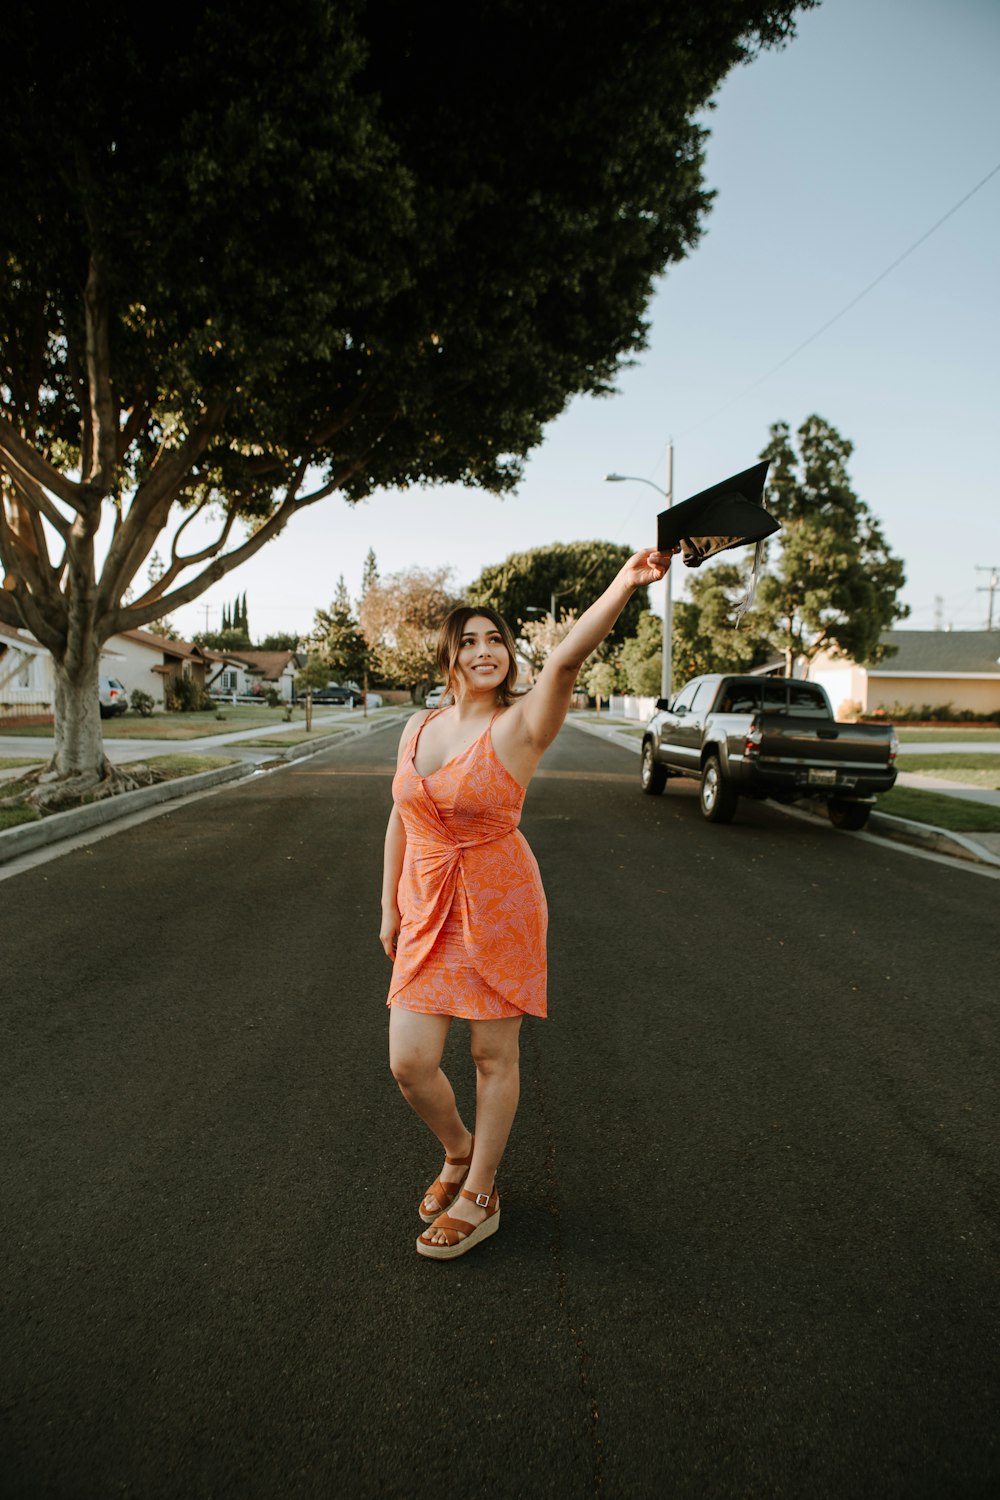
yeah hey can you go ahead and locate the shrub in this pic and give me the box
[165,677,211,712]
[264,686,282,708]
[129,688,156,717]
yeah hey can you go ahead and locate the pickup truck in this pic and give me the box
[639,673,898,829]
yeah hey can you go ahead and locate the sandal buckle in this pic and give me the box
[475,1192,491,1208]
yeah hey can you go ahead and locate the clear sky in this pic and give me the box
[170,0,1000,643]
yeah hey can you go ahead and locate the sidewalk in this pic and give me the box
[567,714,1000,870]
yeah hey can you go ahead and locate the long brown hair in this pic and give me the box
[437,606,519,707]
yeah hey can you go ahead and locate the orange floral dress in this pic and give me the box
[387,710,548,1019]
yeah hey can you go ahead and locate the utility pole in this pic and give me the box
[200,604,215,633]
[976,566,1000,629]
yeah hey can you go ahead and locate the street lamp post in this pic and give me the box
[605,442,674,700]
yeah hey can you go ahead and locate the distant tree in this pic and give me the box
[359,566,462,698]
[517,610,578,677]
[309,576,369,683]
[1,0,813,799]
[141,551,180,640]
[256,632,300,652]
[195,626,254,653]
[755,416,908,675]
[361,548,379,600]
[618,611,664,696]
[468,541,646,645]
[671,562,774,682]
[584,660,617,712]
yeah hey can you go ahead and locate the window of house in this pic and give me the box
[17,658,32,689]
[221,670,237,691]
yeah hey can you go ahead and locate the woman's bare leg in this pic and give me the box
[389,1010,473,1204]
[421,1014,523,1246]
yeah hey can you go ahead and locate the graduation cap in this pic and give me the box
[657,459,779,623]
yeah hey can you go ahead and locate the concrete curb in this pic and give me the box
[0,760,254,866]
[565,715,1000,868]
[0,711,411,867]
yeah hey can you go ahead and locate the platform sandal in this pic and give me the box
[416,1185,500,1260]
[418,1136,475,1224]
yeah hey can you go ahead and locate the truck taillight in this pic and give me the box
[745,725,763,754]
[888,728,899,764]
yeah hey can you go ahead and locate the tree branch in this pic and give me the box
[102,453,366,636]
[0,502,65,649]
[96,399,228,614]
[82,254,118,487]
[0,414,86,511]
[128,500,236,609]
[2,462,72,540]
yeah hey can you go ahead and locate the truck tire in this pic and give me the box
[640,739,667,796]
[699,754,738,823]
[828,799,871,831]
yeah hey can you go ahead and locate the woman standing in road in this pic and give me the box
[380,546,674,1259]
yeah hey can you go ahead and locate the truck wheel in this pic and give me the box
[699,754,738,823]
[640,740,667,796]
[828,799,871,831]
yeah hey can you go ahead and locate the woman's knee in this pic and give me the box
[470,1040,520,1079]
[389,1048,438,1090]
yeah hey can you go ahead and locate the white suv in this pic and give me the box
[99,676,129,718]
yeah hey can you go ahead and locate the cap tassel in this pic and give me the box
[733,538,765,629]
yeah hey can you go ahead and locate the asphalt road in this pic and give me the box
[2,722,998,1499]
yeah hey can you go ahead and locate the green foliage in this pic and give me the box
[165,677,211,712]
[618,611,664,695]
[584,661,617,704]
[755,416,909,671]
[671,562,775,681]
[263,686,281,708]
[195,626,252,651]
[128,688,155,717]
[256,632,300,652]
[468,541,646,645]
[309,576,369,683]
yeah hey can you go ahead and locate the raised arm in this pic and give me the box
[516,548,675,751]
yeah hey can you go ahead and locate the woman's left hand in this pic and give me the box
[620,547,679,589]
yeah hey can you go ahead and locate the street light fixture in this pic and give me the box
[605,442,674,699]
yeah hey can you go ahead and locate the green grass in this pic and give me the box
[0,804,41,831]
[240,727,351,747]
[895,727,1000,743]
[896,754,1000,790]
[135,754,240,778]
[0,756,46,769]
[877,785,1000,832]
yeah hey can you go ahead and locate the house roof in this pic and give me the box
[866,630,1000,675]
[118,628,211,661]
[0,621,44,653]
[220,649,297,681]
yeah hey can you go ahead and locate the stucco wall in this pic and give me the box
[866,675,1000,715]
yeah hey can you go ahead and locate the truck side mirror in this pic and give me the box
[655,697,672,712]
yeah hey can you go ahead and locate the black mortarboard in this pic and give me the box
[657,460,779,624]
[656,460,778,565]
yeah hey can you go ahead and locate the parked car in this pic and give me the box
[297,684,364,706]
[425,684,447,708]
[364,692,384,708]
[640,674,898,829]
[98,676,129,718]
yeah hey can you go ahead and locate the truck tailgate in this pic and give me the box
[755,715,894,768]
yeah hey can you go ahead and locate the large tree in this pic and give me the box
[467,541,648,644]
[359,566,462,698]
[671,562,775,682]
[755,416,909,676]
[1,0,813,797]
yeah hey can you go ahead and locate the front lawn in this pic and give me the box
[134,754,240,778]
[895,727,1000,743]
[896,754,1000,790]
[0,804,41,831]
[877,786,1000,832]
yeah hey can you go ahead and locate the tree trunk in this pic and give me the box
[47,650,109,785]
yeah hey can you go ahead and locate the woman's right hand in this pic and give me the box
[380,903,401,960]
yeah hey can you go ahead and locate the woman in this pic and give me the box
[380,546,675,1259]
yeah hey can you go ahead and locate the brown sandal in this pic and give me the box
[418,1136,474,1224]
[416,1185,501,1260]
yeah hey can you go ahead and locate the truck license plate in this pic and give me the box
[808,768,837,785]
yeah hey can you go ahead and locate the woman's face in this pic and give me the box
[454,615,510,699]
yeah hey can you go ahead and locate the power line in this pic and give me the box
[673,159,1000,443]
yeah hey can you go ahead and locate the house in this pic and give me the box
[0,622,55,719]
[104,629,216,709]
[809,631,1000,719]
[204,649,298,702]
[1,625,221,717]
